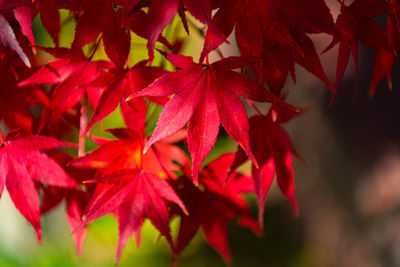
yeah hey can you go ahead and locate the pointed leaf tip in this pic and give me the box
[0,15,31,68]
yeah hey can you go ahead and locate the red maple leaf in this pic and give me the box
[0,129,77,242]
[230,109,300,226]
[324,0,388,94]
[259,0,337,95]
[129,53,295,184]
[82,169,187,263]
[369,0,400,95]
[170,153,260,265]
[70,128,189,261]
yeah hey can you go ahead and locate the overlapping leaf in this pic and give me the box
[0,130,77,241]
[18,52,111,123]
[202,0,337,95]
[171,153,260,265]
[81,62,167,135]
[72,0,131,68]
[0,56,48,132]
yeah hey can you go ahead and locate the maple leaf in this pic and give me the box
[230,110,300,226]
[0,130,77,242]
[78,169,187,263]
[170,153,260,265]
[70,128,189,261]
[259,0,337,95]
[128,53,296,184]
[324,0,388,92]
[369,1,400,95]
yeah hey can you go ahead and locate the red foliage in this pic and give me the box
[0,0,397,265]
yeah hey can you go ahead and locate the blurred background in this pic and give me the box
[1,1,400,266]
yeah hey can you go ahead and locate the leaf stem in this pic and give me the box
[78,96,88,157]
